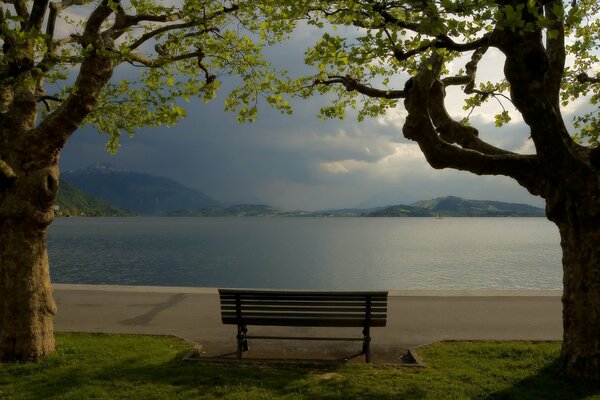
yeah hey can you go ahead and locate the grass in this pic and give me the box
[1,334,600,399]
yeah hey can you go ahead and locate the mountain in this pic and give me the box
[61,163,220,215]
[369,196,545,217]
[56,179,135,216]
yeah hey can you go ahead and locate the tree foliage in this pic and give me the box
[0,0,291,153]
[256,0,598,145]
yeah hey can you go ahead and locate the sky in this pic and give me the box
[57,20,592,211]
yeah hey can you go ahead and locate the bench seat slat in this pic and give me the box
[246,335,365,341]
[222,311,386,319]
[220,296,386,303]
[221,317,387,327]
[222,305,386,313]
[221,300,385,307]
[219,289,387,296]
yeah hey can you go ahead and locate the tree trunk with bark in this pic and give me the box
[0,0,252,364]
[547,193,600,380]
[0,0,114,361]
[395,0,600,378]
[0,166,58,361]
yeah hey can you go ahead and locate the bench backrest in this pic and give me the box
[219,289,387,327]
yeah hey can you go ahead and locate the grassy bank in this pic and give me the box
[1,334,599,399]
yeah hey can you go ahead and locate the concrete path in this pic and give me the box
[53,284,563,363]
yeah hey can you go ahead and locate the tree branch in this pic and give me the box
[36,95,63,111]
[30,0,115,164]
[314,75,406,99]
[544,0,566,106]
[576,72,600,84]
[0,8,16,52]
[45,2,59,51]
[48,0,90,11]
[491,21,573,162]
[127,50,206,68]
[428,80,514,156]
[25,0,50,32]
[114,4,238,46]
[4,0,28,29]
[402,53,544,193]
[80,0,114,46]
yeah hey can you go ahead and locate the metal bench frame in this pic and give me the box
[218,289,388,363]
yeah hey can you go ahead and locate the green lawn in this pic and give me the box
[1,334,599,399]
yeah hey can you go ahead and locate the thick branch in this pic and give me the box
[544,0,566,107]
[428,80,514,156]
[81,0,114,46]
[45,3,59,51]
[315,75,406,99]
[491,24,572,162]
[462,45,488,94]
[5,0,28,29]
[29,0,115,164]
[402,54,545,194]
[25,0,49,32]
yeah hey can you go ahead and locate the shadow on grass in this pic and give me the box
[6,351,328,399]
[487,360,600,400]
[7,350,424,400]
[7,336,599,400]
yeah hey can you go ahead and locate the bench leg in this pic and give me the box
[242,325,249,351]
[236,324,248,360]
[362,326,371,363]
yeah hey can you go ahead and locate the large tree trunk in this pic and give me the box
[548,193,600,380]
[0,165,59,361]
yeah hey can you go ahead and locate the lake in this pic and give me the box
[47,217,563,290]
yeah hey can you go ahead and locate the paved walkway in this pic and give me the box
[53,284,563,363]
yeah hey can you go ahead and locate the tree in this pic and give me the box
[0,0,287,362]
[262,0,600,380]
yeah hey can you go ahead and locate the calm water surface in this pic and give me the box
[47,217,562,290]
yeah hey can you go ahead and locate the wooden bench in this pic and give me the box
[218,289,387,363]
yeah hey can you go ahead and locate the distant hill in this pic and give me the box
[167,196,544,217]
[56,179,135,216]
[56,170,545,218]
[62,162,220,215]
[364,205,431,217]
[369,196,545,217]
[167,204,280,217]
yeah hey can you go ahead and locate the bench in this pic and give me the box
[218,289,387,363]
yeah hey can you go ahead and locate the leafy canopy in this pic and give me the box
[0,0,294,152]
[257,0,599,145]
